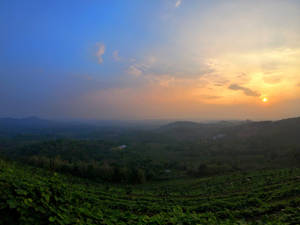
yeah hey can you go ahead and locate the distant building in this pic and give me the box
[212,134,225,140]
[111,145,127,151]
[118,145,127,150]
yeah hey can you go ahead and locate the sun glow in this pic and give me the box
[262,97,269,103]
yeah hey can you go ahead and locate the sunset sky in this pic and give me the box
[1,0,300,120]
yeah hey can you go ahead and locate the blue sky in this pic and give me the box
[1,0,300,120]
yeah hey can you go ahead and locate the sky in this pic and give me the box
[1,0,300,121]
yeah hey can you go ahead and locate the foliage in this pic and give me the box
[0,159,299,224]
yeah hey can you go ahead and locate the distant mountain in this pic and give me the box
[0,116,54,127]
[222,116,300,143]
[159,121,202,130]
[157,120,241,140]
[0,117,152,139]
[157,117,300,143]
[159,120,246,130]
[0,117,69,134]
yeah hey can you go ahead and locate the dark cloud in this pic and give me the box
[228,84,260,97]
[214,79,229,87]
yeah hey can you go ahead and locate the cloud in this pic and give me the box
[127,65,143,77]
[112,50,120,61]
[228,84,260,97]
[175,0,182,8]
[126,56,157,77]
[96,43,105,64]
[263,75,282,84]
[144,74,176,87]
[200,95,222,100]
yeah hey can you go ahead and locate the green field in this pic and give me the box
[1,159,299,225]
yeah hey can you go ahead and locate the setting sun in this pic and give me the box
[262,97,269,103]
